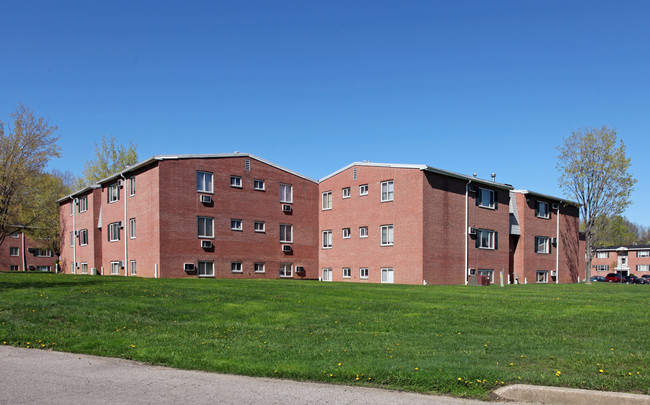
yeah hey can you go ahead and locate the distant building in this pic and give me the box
[591,245,650,277]
[58,153,584,285]
[1,228,57,272]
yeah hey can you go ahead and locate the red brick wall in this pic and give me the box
[0,232,57,271]
[59,188,102,274]
[592,248,650,278]
[319,165,424,285]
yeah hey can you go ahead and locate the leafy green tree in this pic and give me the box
[76,135,138,189]
[557,126,636,283]
[598,215,637,247]
[0,104,61,246]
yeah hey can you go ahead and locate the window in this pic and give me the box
[596,251,609,259]
[231,262,242,273]
[110,261,120,275]
[342,187,351,198]
[197,171,213,193]
[79,229,88,246]
[10,265,19,271]
[129,176,136,196]
[280,184,293,203]
[536,201,550,219]
[595,264,609,272]
[359,226,368,238]
[342,267,351,278]
[360,268,369,279]
[536,270,548,283]
[637,264,650,272]
[381,180,394,202]
[231,219,243,231]
[279,263,292,278]
[322,191,332,210]
[476,229,496,250]
[254,262,265,273]
[254,221,265,233]
[359,184,368,196]
[109,222,121,242]
[637,251,650,258]
[70,231,74,246]
[535,236,550,254]
[322,230,333,248]
[198,261,214,277]
[478,269,494,282]
[129,218,136,239]
[78,196,88,213]
[342,228,351,239]
[198,216,214,238]
[108,183,120,203]
[36,250,52,257]
[322,268,332,281]
[70,203,73,216]
[9,247,18,256]
[36,266,51,272]
[230,175,242,188]
[381,268,394,283]
[130,260,137,276]
[70,263,75,274]
[9,233,19,238]
[254,179,265,190]
[381,225,394,246]
[477,188,495,208]
[279,224,293,243]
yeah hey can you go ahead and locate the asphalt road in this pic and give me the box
[0,345,517,405]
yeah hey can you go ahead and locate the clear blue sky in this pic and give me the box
[2,1,649,225]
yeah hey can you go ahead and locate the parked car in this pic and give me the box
[590,275,607,282]
[642,275,650,282]
[605,273,623,283]
[625,274,649,284]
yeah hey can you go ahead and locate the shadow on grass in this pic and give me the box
[0,272,105,291]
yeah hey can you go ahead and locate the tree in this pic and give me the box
[0,104,61,246]
[598,215,637,247]
[76,135,138,189]
[557,126,636,283]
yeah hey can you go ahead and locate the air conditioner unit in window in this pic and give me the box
[200,195,212,204]
[118,220,124,228]
[282,244,292,253]
[468,227,477,235]
[550,237,557,245]
[295,266,305,273]
[550,270,557,277]
[117,179,124,187]
[552,202,559,210]
[118,261,124,268]
[282,204,292,213]
[201,240,213,249]
[184,263,195,272]
[469,185,478,193]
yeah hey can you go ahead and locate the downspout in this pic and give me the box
[556,201,561,284]
[465,180,472,285]
[21,230,26,272]
[121,174,128,277]
[71,197,77,274]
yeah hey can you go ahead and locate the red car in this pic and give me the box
[605,273,623,283]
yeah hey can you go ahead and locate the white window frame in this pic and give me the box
[360,268,369,279]
[322,191,332,210]
[342,228,351,239]
[10,265,19,271]
[322,230,333,249]
[381,225,394,246]
[231,219,243,231]
[197,171,213,193]
[78,196,88,213]
[381,268,394,283]
[231,262,243,273]
[198,261,214,277]
[9,247,18,256]
[477,229,495,250]
[79,229,89,246]
[359,226,368,238]
[279,263,293,278]
[36,249,52,257]
[637,251,650,258]
[110,261,120,275]
[381,180,394,202]
[636,264,650,272]
[230,175,242,188]
[254,221,265,233]
[198,216,214,238]
[536,270,548,283]
[478,269,494,282]
[359,184,368,196]
[477,188,495,209]
[129,218,136,239]
[70,231,74,247]
[342,267,351,278]
[254,262,265,273]
[254,179,265,191]
[129,176,135,196]
[280,184,293,203]
[36,266,51,272]
[130,260,137,276]
[108,183,120,203]
[535,236,550,254]
[596,251,609,258]
[279,224,293,243]
[342,187,351,199]
[322,268,333,282]
[80,262,88,274]
[595,264,609,272]
[109,222,121,242]
[536,201,550,219]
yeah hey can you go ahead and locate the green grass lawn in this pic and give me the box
[0,272,648,399]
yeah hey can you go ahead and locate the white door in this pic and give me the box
[322,268,332,282]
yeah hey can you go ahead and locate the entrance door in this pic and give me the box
[618,254,629,276]
[322,268,332,282]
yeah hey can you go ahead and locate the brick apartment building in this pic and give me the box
[58,153,584,285]
[0,228,57,272]
[591,245,650,277]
